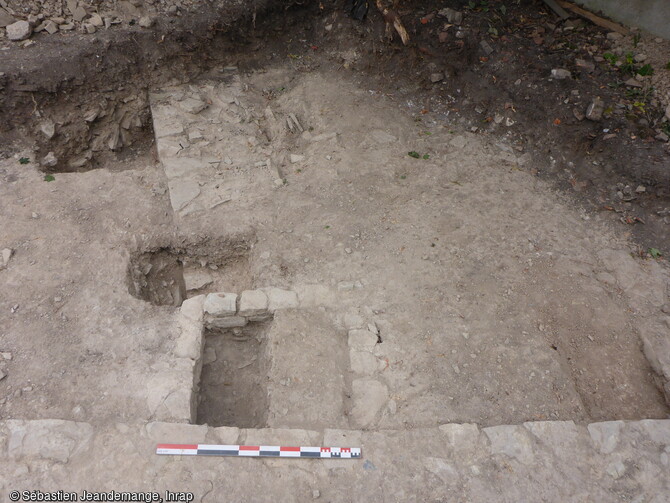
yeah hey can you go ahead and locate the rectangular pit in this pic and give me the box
[196,323,270,428]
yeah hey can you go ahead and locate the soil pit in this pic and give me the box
[197,323,270,428]
[127,240,252,306]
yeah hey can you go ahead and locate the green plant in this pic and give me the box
[632,33,641,48]
[19,157,30,164]
[408,151,420,158]
[620,53,636,74]
[661,122,670,136]
[665,62,670,70]
[637,64,654,76]
[422,154,430,160]
[649,248,662,259]
[43,174,55,182]
[603,53,618,66]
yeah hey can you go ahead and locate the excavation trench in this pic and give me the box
[3,0,669,429]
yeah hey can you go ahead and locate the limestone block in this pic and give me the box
[587,421,625,454]
[348,329,378,352]
[204,292,237,318]
[262,287,299,311]
[238,290,268,318]
[483,425,535,465]
[6,420,94,463]
[349,350,379,375]
[180,295,205,322]
[351,379,388,428]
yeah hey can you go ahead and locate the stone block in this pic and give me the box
[180,295,205,322]
[348,329,378,352]
[6,420,94,463]
[351,379,388,428]
[349,350,379,375]
[587,421,624,454]
[238,290,268,318]
[204,292,237,318]
[483,425,535,465]
[262,287,299,311]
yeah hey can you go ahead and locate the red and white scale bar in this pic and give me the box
[157,444,361,459]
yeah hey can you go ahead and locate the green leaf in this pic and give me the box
[408,151,420,159]
[400,175,407,179]
[422,154,430,159]
[44,174,55,182]
[19,157,30,164]
[665,62,670,70]
[649,248,662,259]
[324,225,330,229]
[603,53,617,65]
[637,64,654,76]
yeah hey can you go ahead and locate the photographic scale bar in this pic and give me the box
[156,444,362,459]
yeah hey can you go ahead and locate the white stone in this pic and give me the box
[40,120,56,139]
[6,419,94,463]
[343,312,365,330]
[203,292,237,317]
[551,68,571,79]
[588,421,624,454]
[263,288,299,311]
[41,152,58,168]
[154,121,184,138]
[138,16,154,28]
[483,425,535,465]
[44,20,59,34]
[290,154,305,164]
[351,379,388,427]
[89,13,103,26]
[180,295,205,323]
[179,97,208,114]
[348,329,378,352]
[174,319,203,360]
[168,179,200,212]
[238,290,269,317]
[606,459,626,479]
[350,350,379,375]
[1,248,13,269]
[6,21,32,41]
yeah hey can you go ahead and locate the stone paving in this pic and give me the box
[2,418,669,501]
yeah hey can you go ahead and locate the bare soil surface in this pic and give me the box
[0,0,669,430]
